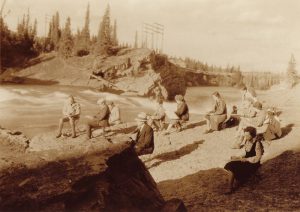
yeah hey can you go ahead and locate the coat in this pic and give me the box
[94,104,110,127]
[175,102,189,121]
[134,124,154,156]
[206,98,227,130]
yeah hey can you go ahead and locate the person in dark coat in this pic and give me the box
[165,95,189,134]
[224,126,264,193]
[131,112,154,156]
[85,98,110,139]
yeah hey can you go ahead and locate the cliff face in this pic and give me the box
[0,128,177,211]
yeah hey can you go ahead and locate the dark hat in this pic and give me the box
[244,126,257,138]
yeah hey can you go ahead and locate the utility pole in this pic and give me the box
[142,22,164,53]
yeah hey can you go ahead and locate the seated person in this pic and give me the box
[85,98,110,139]
[204,91,227,134]
[56,95,81,138]
[233,101,266,149]
[148,99,166,131]
[165,95,189,134]
[224,126,264,193]
[263,108,282,141]
[130,112,154,156]
[221,105,240,129]
[107,101,121,125]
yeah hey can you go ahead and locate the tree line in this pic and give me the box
[1,4,119,70]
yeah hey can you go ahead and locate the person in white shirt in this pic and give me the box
[56,95,81,138]
[107,101,121,125]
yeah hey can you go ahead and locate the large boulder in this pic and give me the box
[0,129,185,211]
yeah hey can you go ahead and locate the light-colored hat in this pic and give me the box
[135,112,148,122]
[97,98,106,105]
[175,94,184,101]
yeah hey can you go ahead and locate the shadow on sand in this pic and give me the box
[281,123,294,138]
[146,140,205,169]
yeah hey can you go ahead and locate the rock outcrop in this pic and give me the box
[0,128,185,211]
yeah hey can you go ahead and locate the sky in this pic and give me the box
[2,0,300,72]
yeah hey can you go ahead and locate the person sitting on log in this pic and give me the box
[148,99,166,131]
[85,98,110,139]
[130,112,154,156]
[164,94,189,134]
[107,101,121,126]
[224,126,264,193]
[204,91,227,134]
[56,95,81,138]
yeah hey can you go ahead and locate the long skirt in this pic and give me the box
[206,114,227,131]
[224,160,260,182]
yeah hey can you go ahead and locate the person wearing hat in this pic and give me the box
[204,91,227,134]
[224,126,264,193]
[56,95,81,138]
[85,98,110,139]
[130,112,154,156]
[233,101,266,149]
[164,94,189,134]
[262,108,282,141]
[107,101,121,125]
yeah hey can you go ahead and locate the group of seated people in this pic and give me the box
[56,85,284,193]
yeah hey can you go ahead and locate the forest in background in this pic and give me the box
[0,2,298,89]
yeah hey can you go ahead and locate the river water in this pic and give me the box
[0,85,243,138]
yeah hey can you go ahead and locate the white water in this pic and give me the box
[0,85,243,138]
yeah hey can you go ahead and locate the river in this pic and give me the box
[0,85,244,138]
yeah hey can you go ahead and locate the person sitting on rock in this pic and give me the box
[107,101,121,125]
[240,85,258,113]
[85,98,110,139]
[130,112,154,156]
[224,126,264,193]
[263,108,282,141]
[232,101,266,149]
[204,91,227,134]
[56,95,81,138]
[148,99,166,131]
[165,94,189,134]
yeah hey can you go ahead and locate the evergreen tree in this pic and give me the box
[134,30,138,48]
[59,17,73,58]
[112,19,118,46]
[95,5,112,55]
[51,11,61,50]
[286,54,298,87]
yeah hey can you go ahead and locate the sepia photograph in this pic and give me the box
[0,0,299,211]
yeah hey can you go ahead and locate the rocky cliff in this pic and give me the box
[0,127,184,211]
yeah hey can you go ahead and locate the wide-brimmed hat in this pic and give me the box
[135,112,148,122]
[97,98,106,105]
[175,94,184,101]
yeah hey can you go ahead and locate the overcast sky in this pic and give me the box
[3,0,300,72]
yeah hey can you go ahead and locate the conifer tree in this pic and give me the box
[59,17,73,58]
[95,5,112,55]
[134,31,138,48]
[112,19,118,46]
[286,54,298,87]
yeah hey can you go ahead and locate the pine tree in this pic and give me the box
[112,19,118,46]
[82,3,90,48]
[59,17,73,58]
[95,5,112,55]
[286,54,298,87]
[134,30,138,48]
[51,11,61,50]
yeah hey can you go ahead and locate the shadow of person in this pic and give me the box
[281,123,294,138]
[145,140,205,169]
